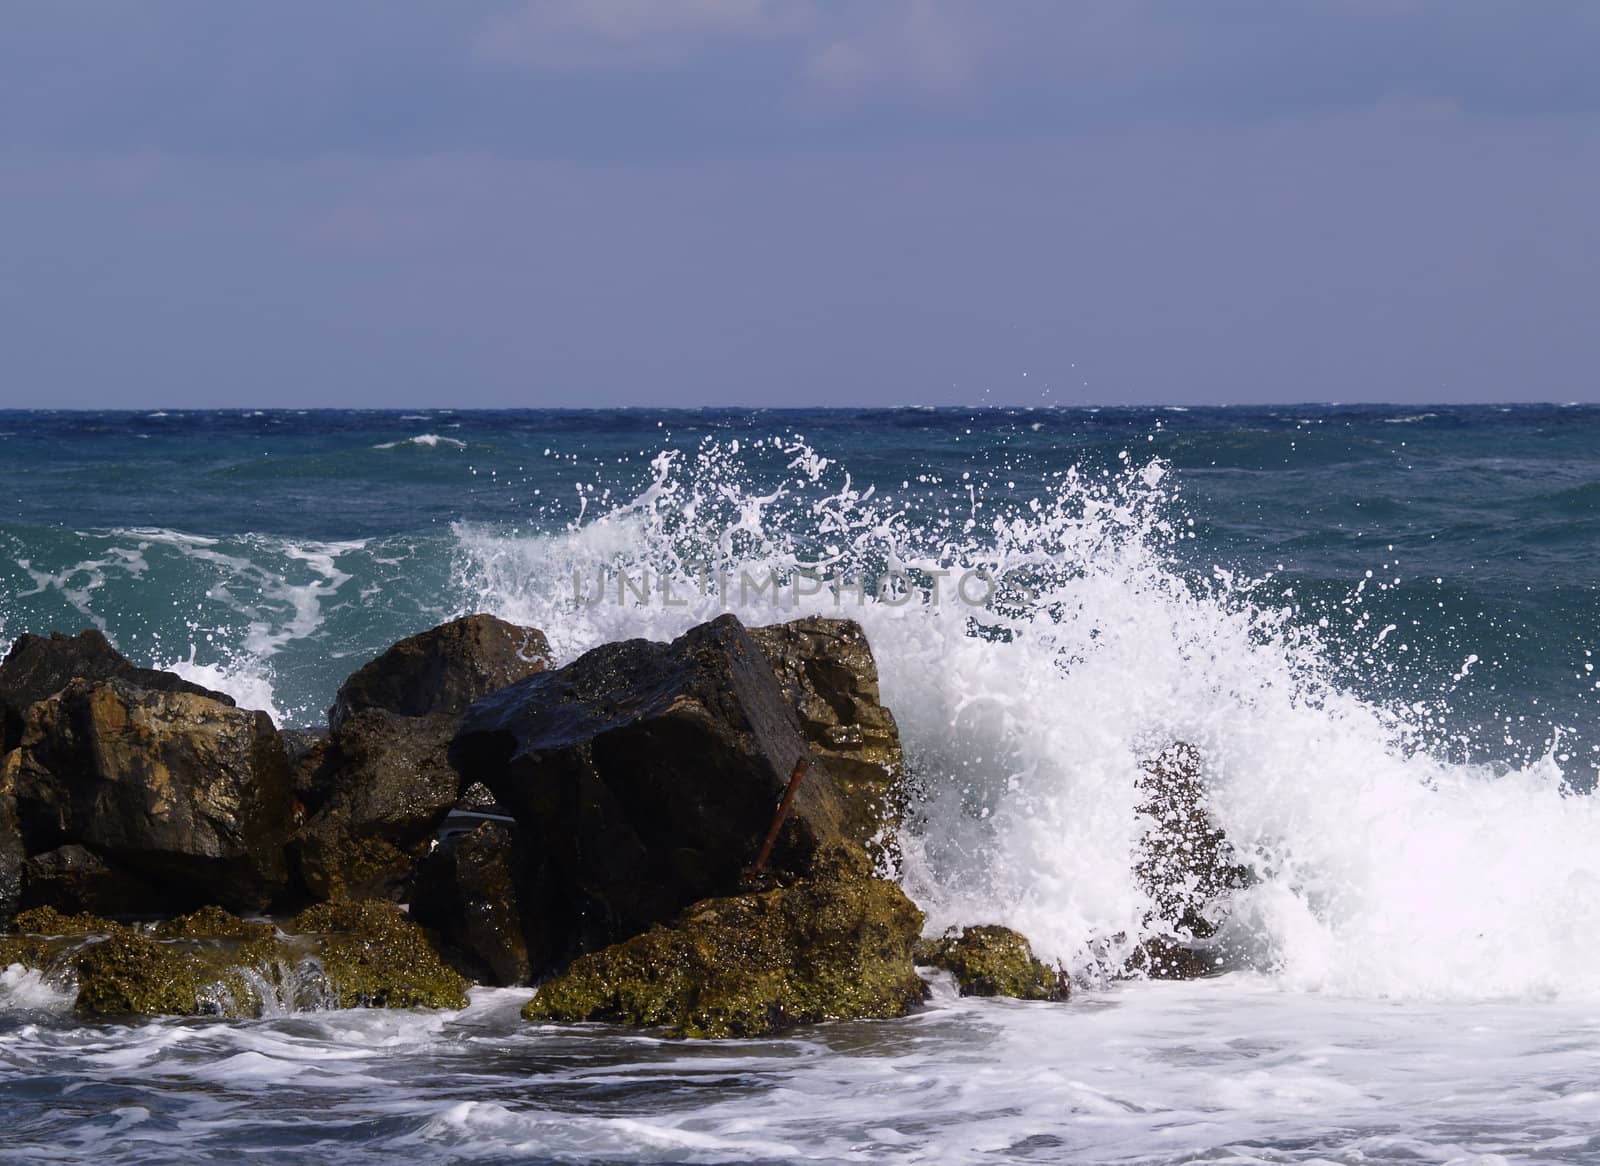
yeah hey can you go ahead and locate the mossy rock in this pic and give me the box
[915,925,1069,1001]
[152,905,274,941]
[0,933,58,971]
[74,929,289,1018]
[288,899,468,1010]
[525,845,925,1038]
[10,905,128,936]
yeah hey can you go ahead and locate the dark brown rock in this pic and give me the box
[280,727,335,814]
[1,629,234,754]
[410,820,545,985]
[329,614,550,732]
[288,709,461,902]
[19,844,161,917]
[748,617,904,854]
[0,785,21,927]
[1131,742,1251,978]
[288,616,551,903]
[451,614,850,970]
[4,678,293,912]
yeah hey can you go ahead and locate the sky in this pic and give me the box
[1,1,1597,408]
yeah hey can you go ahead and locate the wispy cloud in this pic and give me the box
[477,0,808,72]
[476,0,980,99]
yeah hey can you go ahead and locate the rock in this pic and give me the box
[281,727,336,814]
[2,902,469,1017]
[410,821,543,985]
[329,614,550,732]
[19,845,161,917]
[5,678,293,913]
[915,925,1069,1001]
[288,616,550,904]
[454,782,501,812]
[289,710,461,902]
[0,787,21,928]
[525,845,925,1038]
[1131,742,1251,978]
[10,904,128,936]
[73,923,291,1018]
[748,617,904,856]
[152,904,274,941]
[288,899,468,1010]
[452,614,851,968]
[0,629,233,754]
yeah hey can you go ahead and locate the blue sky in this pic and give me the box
[2,1,1597,407]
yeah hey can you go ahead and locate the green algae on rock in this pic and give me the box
[288,899,468,1010]
[524,845,925,1038]
[10,905,129,936]
[915,925,1070,1001]
[152,905,275,941]
[4,902,469,1018]
[73,930,280,1018]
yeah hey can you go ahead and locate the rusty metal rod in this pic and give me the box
[748,757,810,876]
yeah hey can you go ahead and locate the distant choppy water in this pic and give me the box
[3,406,1600,1163]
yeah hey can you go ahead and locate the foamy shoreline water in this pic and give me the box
[4,976,1598,1164]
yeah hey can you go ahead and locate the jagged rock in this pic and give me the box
[0,629,233,754]
[19,844,161,917]
[526,845,924,1038]
[281,727,336,814]
[4,679,293,913]
[748,617,904,855]
[289,710,461,901]
[329,614,550,732]
[1131,742,1251,978]
[289,616,550,903]
[452,614,851,969]
[0,787,21,928]
[288,899,468,1010]
[915,925,1069,1001]
[410,821,543,985]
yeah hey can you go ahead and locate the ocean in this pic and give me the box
[2,405,1599,1164]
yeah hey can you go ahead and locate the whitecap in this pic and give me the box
[374,434,467,450]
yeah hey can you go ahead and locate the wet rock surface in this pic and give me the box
[0,788,21,928]
[19,844,161,917]
[288,709,463,902]
[289,615,550,903]
[329,614,550,732]
[525,845,925,1038]
[916,925,1069,1001]
[748,617,904,856]
[0,629,233,754]
[452,614,851,969]
[410,820,543,986]
[4,678,293,913]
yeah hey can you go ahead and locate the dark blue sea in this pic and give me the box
[3,406,1600,1164]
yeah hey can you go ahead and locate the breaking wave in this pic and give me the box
[452,435,1599,1001]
